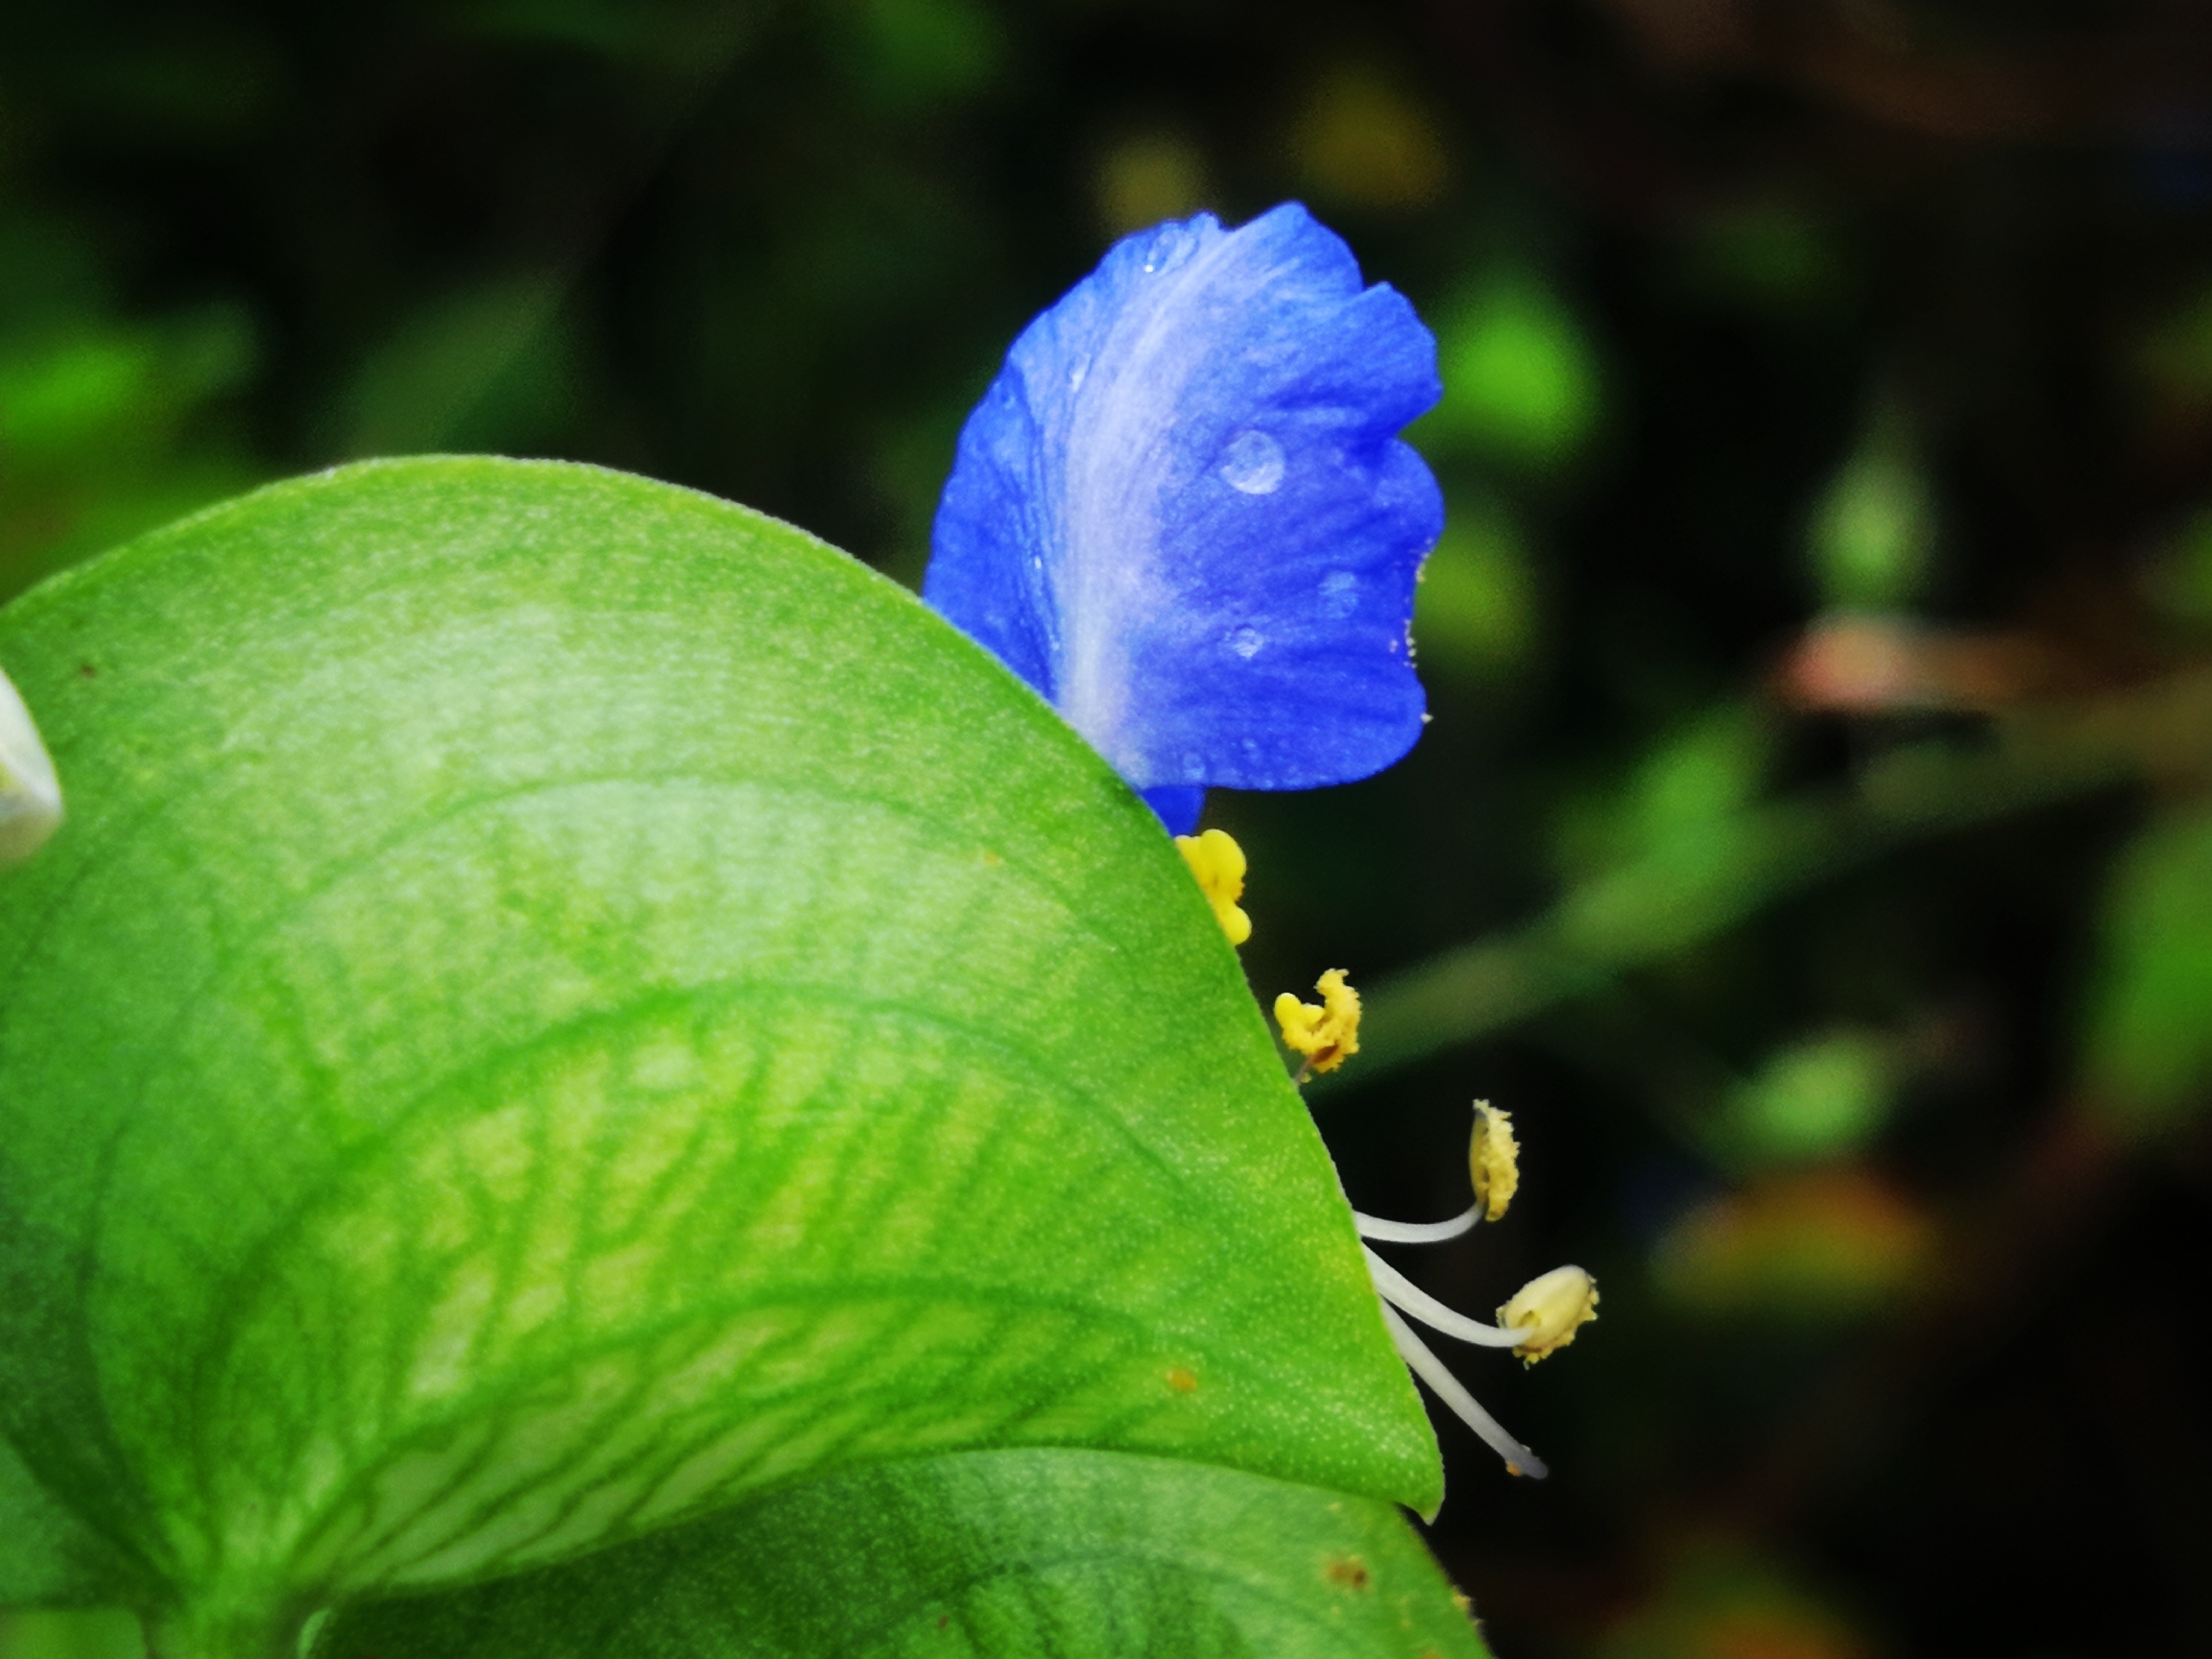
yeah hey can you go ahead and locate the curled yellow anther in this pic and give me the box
[1469,1102,1520,1223]
[1499,1265,1599,1364]
[1174,828,1251,946]
[1274,968,1360,1076]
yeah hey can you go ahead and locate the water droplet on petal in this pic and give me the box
[1230,626,1264,659]
[1145,223,1197,273]
[1219,430,1286,494]
[1069,358,1089,391]
[1182,752,1205,782]
[1319,570,1359,618]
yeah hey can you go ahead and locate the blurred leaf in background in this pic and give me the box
[1597,1546,1873,1659]
[1651,1168,1934,1319]
[1415,269,1600,474]
[0,282,261,597]
[827,0,1007,112]
[2146,504,2212,634]
[1807,405,1936,613]
[1551,703,1773,884]
[2084,805,2212,1131]
[1719,1031,1897,1168]
[1414,492,1539,681]
[1094,128,1214,239]
[1670,200,1856,323]
[333,275,578,458]
[1292,63,1450,216]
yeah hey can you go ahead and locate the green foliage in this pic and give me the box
[1415,272,1599,471]
[317,1449,1487,1659]
[1808,420,1935,612]
[1596,1544,1867,1659]
[830,0,1008,110]
[0,1611,143,1659]
[336,278,578,459]
[2084,805,2212,1126]
[2147,507,2212,630]
[1651,1169,1931,1319]
[1723,1033,1894,1166]
[0,1440,141,1610]
[1412,498,1536,678]
[1553,705,1774,883]
[0,459,1435,1656]
[1292,67,1450,215]
[1672,203,1853,319]
[0,305,260,597]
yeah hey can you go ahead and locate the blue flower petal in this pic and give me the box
[926,203,1443,816]
[1139,784,1207,837]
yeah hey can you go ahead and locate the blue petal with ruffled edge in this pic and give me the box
[924,203,1443,836]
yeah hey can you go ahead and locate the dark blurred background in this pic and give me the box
[5,3,2212,1655]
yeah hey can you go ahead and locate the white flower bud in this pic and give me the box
[0,665,62,866]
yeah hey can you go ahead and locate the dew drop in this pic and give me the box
[1182,751,1205,782]
[1229,626,1264,660]
[1318,570,1359,618]
[1146,223,1196,272]
[1219,429,1286,494]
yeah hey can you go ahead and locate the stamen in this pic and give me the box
[1174,828,1251,946]
[1363,1247,1527,1348]
[1469,1102,1520,1222]
[1356,1205,1478,1244]
[1380,1302,1549,1479]
[1499,1265,1599,1363]
[1275,968,1360,1075]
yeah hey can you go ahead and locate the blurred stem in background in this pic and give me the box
[1341,655,2212,1109]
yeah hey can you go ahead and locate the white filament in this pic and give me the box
[1356,1205,1478,1244]
[1363,1247,1527,1349]
[1381,1301,1548,1479]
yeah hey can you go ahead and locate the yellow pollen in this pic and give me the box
[1274,969,1361,1075]
[1174,828,1252,946]
[1469,1102,1520,1222]
[1499,1265,1599,1364]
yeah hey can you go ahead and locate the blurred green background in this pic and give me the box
[5,2,2212,1656]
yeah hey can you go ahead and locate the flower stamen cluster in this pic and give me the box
[1355,1102,1597,1479]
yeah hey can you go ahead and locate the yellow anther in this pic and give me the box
[1469,1102,1520,1223]
[1274,968,1361,1075]
[1174,828,1251,947]
[1499,1265,1599,1364]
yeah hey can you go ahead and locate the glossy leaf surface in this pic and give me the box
[318,1449,1486,1659]
[0,459,1434,1653]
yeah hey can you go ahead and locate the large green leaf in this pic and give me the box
[0,1437,143,1609]
[315,1448,1487,1659]
[0,459,1435,1656]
